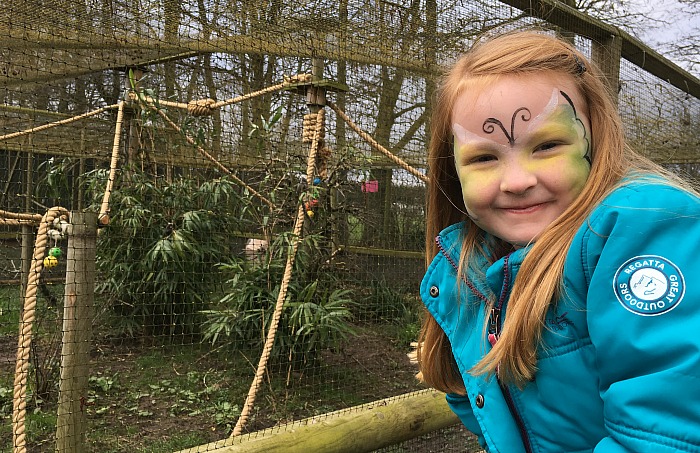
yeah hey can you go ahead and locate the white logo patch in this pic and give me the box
[613,255,685,316]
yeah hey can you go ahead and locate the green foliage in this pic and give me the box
[287,282,356,354]
[89,374,119,394]
[0,286,20,336]
[0,385,11,418]
[35,157,78,203]
[201,233,357,366]
[86,169,251,337]
[357,280,423,348]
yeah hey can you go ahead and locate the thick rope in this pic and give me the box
[147,105,275,210]
[231,108,325,438]
[327,101,429,184]
[210,74,313,110]
[0,105,120,142]
[0,210,42,225]
[129,74,314,117]
[98,101,126,226]
[302,112,330,178]
[12,207,70,453]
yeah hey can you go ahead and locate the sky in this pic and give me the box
[623,0,698,76]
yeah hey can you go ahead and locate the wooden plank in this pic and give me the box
[500,0,700,99]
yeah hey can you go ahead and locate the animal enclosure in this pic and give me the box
[1,0,699,452]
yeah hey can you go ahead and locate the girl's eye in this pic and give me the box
[468,154,497,164]
[535,142,559,152]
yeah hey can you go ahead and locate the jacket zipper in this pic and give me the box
[435,236,533,453]
[491,255,534,453]
[499,382,533,453]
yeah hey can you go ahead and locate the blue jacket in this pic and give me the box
[420,181,700,452]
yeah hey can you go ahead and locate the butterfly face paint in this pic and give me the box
[452,73,592,247]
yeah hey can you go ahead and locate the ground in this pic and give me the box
[1,325,477,452]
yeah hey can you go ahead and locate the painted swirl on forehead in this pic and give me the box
[482,107,532,146]
[560,90,591,166]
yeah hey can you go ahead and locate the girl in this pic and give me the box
[417,31,700,452]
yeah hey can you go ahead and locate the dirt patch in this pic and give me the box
[322,328,422,396]
[0,335,16,366]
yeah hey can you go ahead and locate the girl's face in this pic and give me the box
[452,73,591,247]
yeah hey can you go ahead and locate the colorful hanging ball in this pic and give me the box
[306,210,315,218]
[313,177,321,186]
[43,256,58,269]
[49,247,62,258]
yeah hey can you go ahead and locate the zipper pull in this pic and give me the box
[488,332,497,347]
[488,307,501,347]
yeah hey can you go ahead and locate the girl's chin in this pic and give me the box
[508,240,532,249]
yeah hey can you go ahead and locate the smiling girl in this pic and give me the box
[417,31,700,452]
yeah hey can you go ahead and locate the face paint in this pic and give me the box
[559,90,592,165]
[451,74,592,246]
[482,107,532,146]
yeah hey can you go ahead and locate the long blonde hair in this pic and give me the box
[417,30,671,391]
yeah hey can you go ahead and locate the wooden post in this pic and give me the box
[20,130,34,298]
[124,68,144,167]
[55,212,97,453]
[591,34,622,104]
[176,390,461,453]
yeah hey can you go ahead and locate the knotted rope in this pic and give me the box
[302,111,331,179]
[131,74,314,117]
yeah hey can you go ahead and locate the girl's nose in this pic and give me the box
[499,161,537,194]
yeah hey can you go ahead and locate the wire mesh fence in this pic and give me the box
[0,0,698,452]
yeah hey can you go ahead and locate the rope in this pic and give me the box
[211,74,313,110]
[187,98,217,117]
[128,74,314,117]
[302,112,325,143]
[231,108,325,438]
[0,210,42,225]
[147,104,275,210]
[327,101,429,184]
[12,207,70,453]
[0,219,37,226]
[0,104,120,142]
[98,101,126,226]
[303,112,330,179]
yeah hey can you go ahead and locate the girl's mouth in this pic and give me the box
[501,202,547,214]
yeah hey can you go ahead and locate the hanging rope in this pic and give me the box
[12,206,70,453]
[302,111,331,179]
[0,104,120,142]
[231,107,325,438]
[98,101,126,226]
[327,101,429,184]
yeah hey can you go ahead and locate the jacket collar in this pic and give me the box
[436,222,532,298]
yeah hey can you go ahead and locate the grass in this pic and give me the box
[0,285,20,336]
